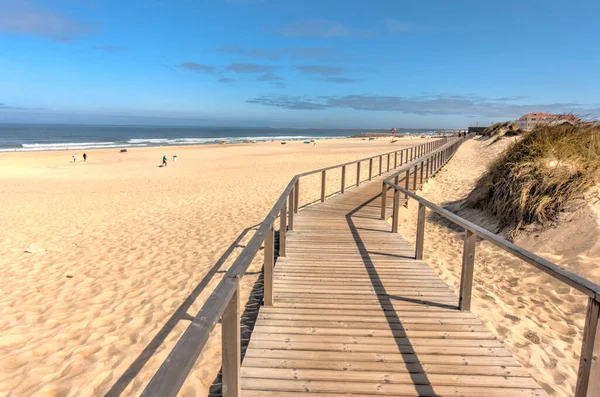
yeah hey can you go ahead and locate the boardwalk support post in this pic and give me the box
[341,165,346,194]
[379,156,382,176]
[369,158,373,181]
[279,199,287,257]
[459,229,475,311]
[404,170,410,200]
[380,182,387,220]
[412,165,418,191]
[391,176,400,233]
[400,151,403,166]
[415,203,425,259]
[321,170,326,203]
[356,161,361,186]
[576,297,600,397]
[394,152,398,168]
[264,223,274,306]
[387,154,390,172]
[294,179,299,213]
[222,276,240,397]
[288,187,295,231]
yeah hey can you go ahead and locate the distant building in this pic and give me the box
[517,113,579,131]
[468,126,486,135]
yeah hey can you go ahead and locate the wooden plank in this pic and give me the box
[459,229,475,311]
[241,357,532,377]
[240,368,541,389]
[249,333,502,347]
[415,202,426,260]
[251,325,497,339]
[576,297,600,397]
[320,170,326,203]
[263,223,274,306]
[222,278,240,397]
[244,349,521,366]
[242,389,549,397]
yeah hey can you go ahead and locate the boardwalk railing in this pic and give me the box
[140,137,453,397]
[382,139,600,397]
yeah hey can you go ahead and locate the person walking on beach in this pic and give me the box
[83,153,87,162]
[162,155,167,167]
[73,153,77,162]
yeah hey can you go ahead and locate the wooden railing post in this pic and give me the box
[379,156,382,175]
[380,182,387,220]
[420,161,424,185]
[387,154,390,172]
[369,158,373,181]
[425,158,430,180]
[341,165,346,194]
[412,165,418,190]
[400,150,403,166]
[459,229,475,311]
[356,161,361,186]
[321,170,326,202]
[264,223,274,306]
[394,152,398,168]
[294,179,299,213]
[415,203,426,259]
[410,147,413,161]
[288,187,295,231]
[279,199,287,257]
[576,298,600,397]
[392,176,400,233]
[404,169,410,199]
[222,276,240,397]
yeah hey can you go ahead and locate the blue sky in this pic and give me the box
[1,0,600,128]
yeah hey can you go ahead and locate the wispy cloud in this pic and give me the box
[295,65,345,75]
[247,95,328,110]
[219,77,235,83]
[226,63,278,73]
[218,45,343,61]
[91,45,126,53]
[383,18,412,33]
[246,94,600,117]
[313,77,361,84]
[0,1,92,41]
[0,102,28,110]
[180,62,215,73]
[279,18,413,38]
[280,19,369,38]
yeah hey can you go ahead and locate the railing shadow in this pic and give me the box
[104,223,261,397]
[345,192,439,396]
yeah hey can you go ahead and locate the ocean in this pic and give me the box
[0,124,435,152]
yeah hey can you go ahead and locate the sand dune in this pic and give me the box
[396,136,600,396]
[0,137,425,396]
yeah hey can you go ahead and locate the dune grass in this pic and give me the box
[466,122,600,235]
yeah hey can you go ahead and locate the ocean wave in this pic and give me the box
[3,143,148,152]
[128,135,345,145]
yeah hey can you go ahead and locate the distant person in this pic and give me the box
[83,153,87,162]
[173,154,178,162]
[162,155,167,167]
[313,142,316,147]
[73,153,77,162]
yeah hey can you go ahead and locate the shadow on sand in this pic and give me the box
[105,223,262,397]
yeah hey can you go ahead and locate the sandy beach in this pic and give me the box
[0,137,426,396]
[396,136,600,397]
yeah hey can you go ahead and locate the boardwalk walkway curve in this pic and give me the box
[142,136,600,397]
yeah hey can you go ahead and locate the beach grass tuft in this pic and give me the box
[466,122,600,236]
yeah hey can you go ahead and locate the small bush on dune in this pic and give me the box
[466,122,600,236]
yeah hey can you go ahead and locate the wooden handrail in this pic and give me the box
[383,137,600,396]
[141,136,449,397]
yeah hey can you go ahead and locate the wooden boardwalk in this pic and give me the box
[240,173,549,396]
